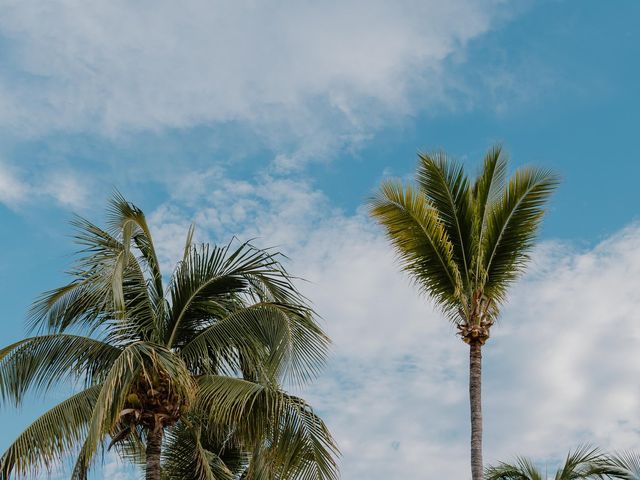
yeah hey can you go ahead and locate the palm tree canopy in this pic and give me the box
[485,446,622,480]
[0,193,338,479]
[370,146,559,339]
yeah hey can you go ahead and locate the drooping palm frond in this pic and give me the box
[162,420,247,480]
[608,451,640,479]
[28,216,158,341]
[180,302,326,385]
[0,335,121,405]
[0,385,101,479]
[416,151,473,287]
[196,375,339,480]
[369,179,462,316]
[481,167,560,303]
[264,393,339,480]
[106,191,164,302]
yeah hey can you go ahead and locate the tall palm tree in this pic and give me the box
[485,445,622,479]
[0,194,338,480]
[369,146,558,479]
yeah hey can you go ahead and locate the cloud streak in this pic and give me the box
[0,160,89,209]
[0,0,512,165]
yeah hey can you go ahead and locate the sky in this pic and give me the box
[0,0,639,478]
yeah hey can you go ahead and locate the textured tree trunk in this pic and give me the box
[145,427,163,480]
[469,341,483,480]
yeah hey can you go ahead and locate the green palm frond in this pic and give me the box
[70,439,92,480]
[416,151,473,286]
[481,167,560,302]
[166,241,313,348]
[107,191,164,301]
[29,217,158,340]
[485,455,544,480]
[608,451,640,479]
[0,385,100,479]
[182,224,196,264]
[196,375,339,480]
[181,302,327,386]
[554,445,618,479]
[485,446,620,480]
[265,393,339,480]
[0,335,121,405]
[470,145,508,282]
[163,421,246,480]
[369,179,462,316]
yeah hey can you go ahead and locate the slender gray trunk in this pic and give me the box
[145,427,163,480]
[469,341,483,480]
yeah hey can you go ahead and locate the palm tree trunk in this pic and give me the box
[145,427,163,480]
[469,341,483,480]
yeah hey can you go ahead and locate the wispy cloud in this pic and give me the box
[0,160,89,209]
[0,0,515,166]
[0,162,29,205]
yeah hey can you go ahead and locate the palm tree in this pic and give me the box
[485,445,622,479]
[369,146,558,479]
[0,194,338,480]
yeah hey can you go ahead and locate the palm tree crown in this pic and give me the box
[370,146,559,341]
[369,145,559,479]
[0,194,338,480]
[485,445,627,480]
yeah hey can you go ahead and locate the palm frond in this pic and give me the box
[166,241,312,348]
[181,302,327,386]
[183,224,196,264]
[485,446,620,480]
[416,151,473,287]
[264,393,339,480]
[0,335,121,405]
[481,167,559,302]
[369,179,462,316]
[0,385,101,479]
[608,450,640,479]
[107,191,164,302]
[29,216,159,341]
[163,421,245,480]
[485,455,543,480]
[196,375,339,480]
[470,145,508,284]
[555,445,617,479]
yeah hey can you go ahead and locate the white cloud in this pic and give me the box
[148,172,640,478]
[0,160,89,209]
[0,0,513,164]
[0,162,29,205]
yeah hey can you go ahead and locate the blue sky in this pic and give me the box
[1,1,639,478]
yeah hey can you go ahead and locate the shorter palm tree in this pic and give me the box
[0,194,338,480]
[485,445,621,479]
